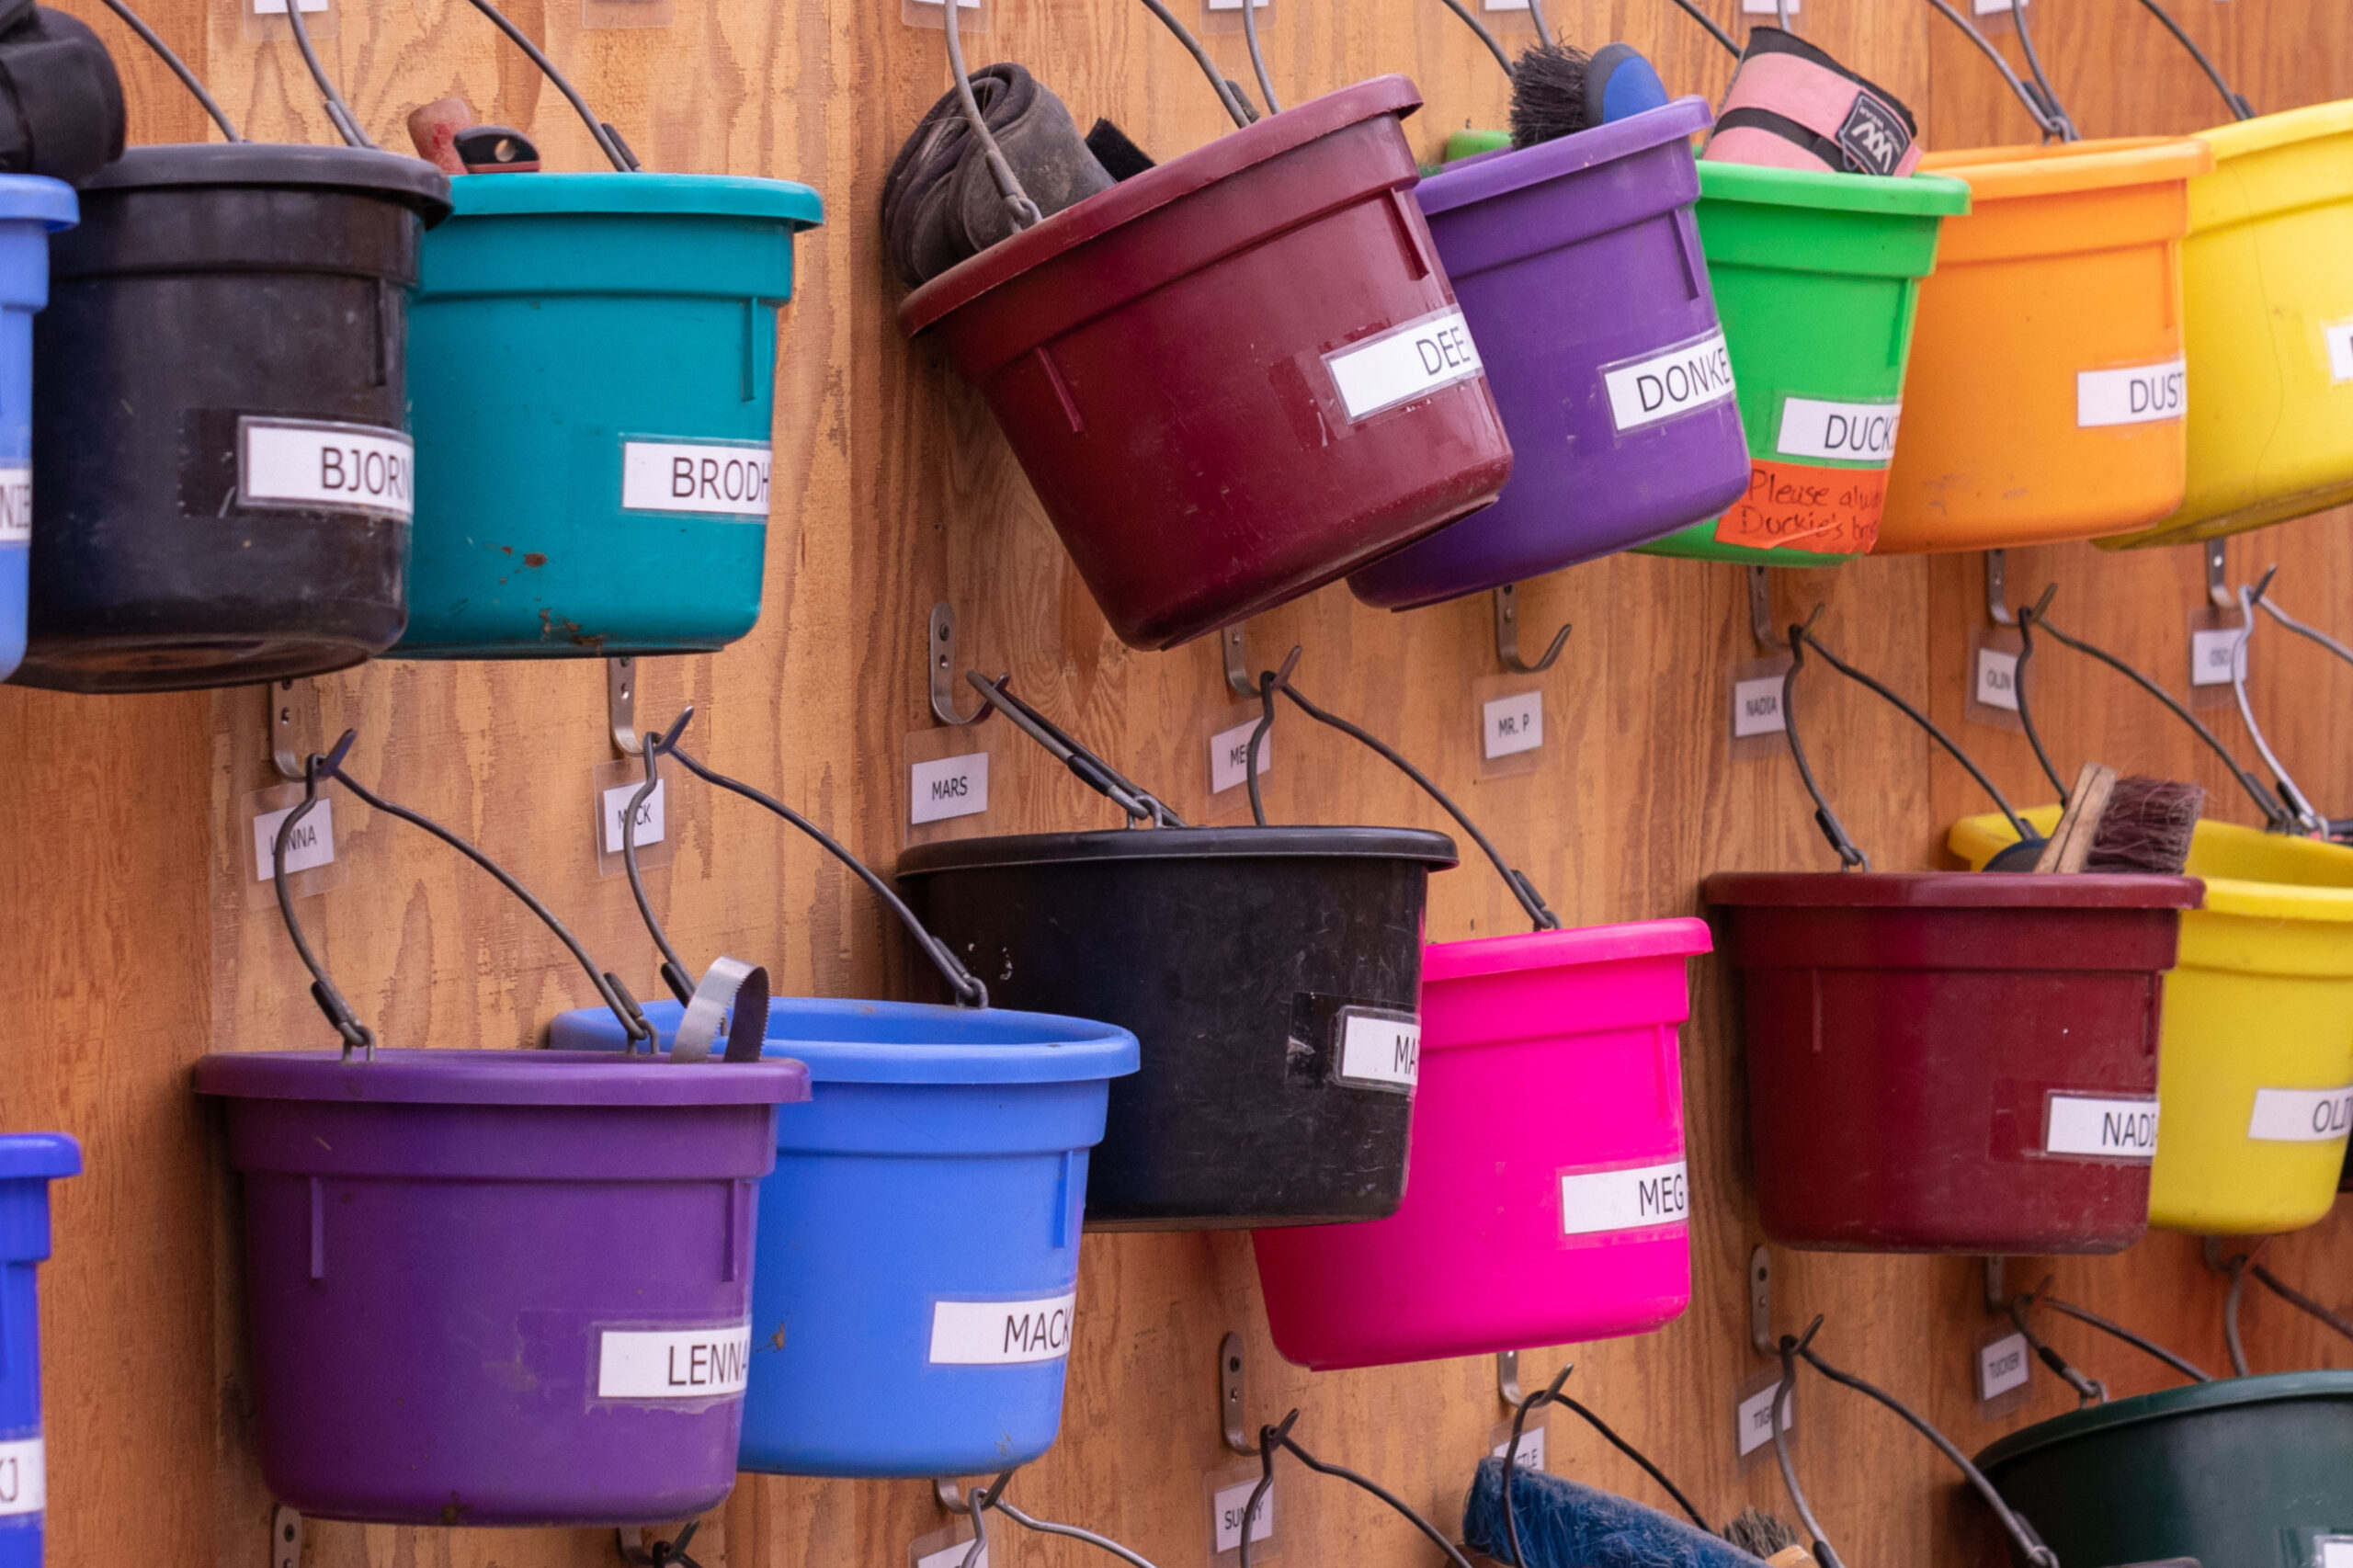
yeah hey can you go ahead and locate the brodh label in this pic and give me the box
[241,417,414,520]
[620,439,772,517]
[1559,1158,1689,1237]
[597,1325,751,1399]
[928,1292,1076,1365]
[1602,331,1735,432]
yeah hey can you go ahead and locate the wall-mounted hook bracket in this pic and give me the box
[267,678,316,781]
[614,1522,704,1566]
[1495,1349,1523,1407]
[1222,624,1255,700]
[1748,567,1778,652]
[2206,539,2234,613]
[1986,550,2017,628]
[1219,1331,1253,1453]
[1748,1244,1774,1355]
[935,1477,972,1514]
[1495,585,1572,674]
[608,655,641,758]
[270,1506,302,1568]
[929,603,994,726]
[1984,1256,2008,1313]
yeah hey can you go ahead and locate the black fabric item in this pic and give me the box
[1084,118,1154,182]
[0,1,124,187]
[1738,26,1916,136]
[880,62,1113,288]
[1712,106,1848,171]
[1507,41,1592,150]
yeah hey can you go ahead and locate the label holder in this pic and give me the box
[904,726,1002,849]
[1472,674,1546,778]
[1205,1461,1279,1563]
[1976,1325,2033,1418]
[240,779,350,909]
[1729,653,1794,757]
[591,757,675,880]
[1733,1366,1794,1473]
[1966,626,2026,733]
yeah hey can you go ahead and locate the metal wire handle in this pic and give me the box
[1924,0,2074,141]
[956,1474,1162,1568]
[462,0,638,169]
[278,0,374,149]
[1132,0,1257,125]
[2005,0,2078,142]
[1768,1320,1841,1568]
[1489,1362,1715,1567]
[2005,1292,2109,1406]
[966,671,1186,828]
[2232,575,2327,835]
[96,0,241,140]
[2015,1280,2214,1386]
[1665,0,1740,58]
[1430,0,1515,83]
[2133,0,2253,120]
[941,0,1045,231]
[1233,0,1280,115]
[1237,1411,1478,1568]
[1245,647,1560,932]
[270,729,652,1059]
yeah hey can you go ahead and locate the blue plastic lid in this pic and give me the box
[449,171,823,230]
[0,174,76,232]
[0,1132,81,1180]
[549,997,1140,1086]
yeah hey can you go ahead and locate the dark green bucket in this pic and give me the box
[1974,1371,2353,1568]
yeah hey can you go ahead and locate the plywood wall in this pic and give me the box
[4,0,2349,1565]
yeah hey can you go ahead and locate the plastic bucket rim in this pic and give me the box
[81,141,455,224]
[1696,158,1972,220]
[1950,809,2353,921]
[443,168,823,229]
[895,823,1461,876]
[192,1047,812,1106]
[0,1131,81,1180]
[1412,96,1712,217]
[1972,1368,2353,1474]
[1702,869,2205,910]
[1918,134,2214,201]
[0,173,77,231]
[2195,96,2353,165]
[1421,916,1712,984]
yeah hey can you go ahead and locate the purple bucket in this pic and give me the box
[196,1048,810,1527]
[1349,98,1751,609]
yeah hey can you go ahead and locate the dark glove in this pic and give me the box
[0,0,126,187]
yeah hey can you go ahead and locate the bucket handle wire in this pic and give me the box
[2230,574,2326,835]
[2006,1278,2213,1403]
[1780,608,2039,872]
[1924,0,2076,142]
[2206,1239,2353,1362]
[462,0,639,169]
[620,707,990,1012]
[96,0,242,140]
[964,671,1187,828]
[939,0,1045,233]
[271,730,653,1060]
[1662,0,1739,59]
[2132,0,2253,120]
[1490,1363,1715,1567]
[1245,646,1560,931]
[2243,582,2353,837]
[1132,0,1259,126]
[955,1473,1163,1568]
[1235,1411,1479,1568]
[278,0,375,149]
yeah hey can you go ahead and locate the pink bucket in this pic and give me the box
[1250,917,1711,1370]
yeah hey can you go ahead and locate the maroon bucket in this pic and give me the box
[898,77,1514,651]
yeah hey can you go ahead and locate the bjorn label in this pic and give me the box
[1559,1158,1689,1237]
[597,1325,752,1399]
[1324,307,1487,423]
[241,417,414,520]
[620,439,773,517]
[1602,332,1736,432]
[928,1292,1077,1365]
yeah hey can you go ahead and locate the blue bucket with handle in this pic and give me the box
[0,1133,79,1568]
[0,177,74,685]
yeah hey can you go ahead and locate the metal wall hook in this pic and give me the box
[1494,585,1572,675]
[2206,538,2234,613]
[1749,1244,1775,1355]
[267,678,315,782]
[1495,1350,1522,1408]
[1984,1256,2009,1314]
[614,1522,704,1567]
[609,656,642,756]
[1222,622,1255,699]
[1220,1332,1253,1454]
[930,604,995,726]
[1985,551,2016,628]
[1748,566,1776,651]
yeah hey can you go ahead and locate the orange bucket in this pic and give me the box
[1875,138,2214,553]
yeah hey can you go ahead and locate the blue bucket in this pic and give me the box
[0,1133,78,1568]
[550,995,1137,1476]
[0,178,74,685]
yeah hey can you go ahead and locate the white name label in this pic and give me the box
[1483,690,1543,759]
[1975,646,2020,710]
[253,798,336,882]
[0,465,28,544]
[1212,1478,1275,1554]
[2248,1085,2353,1142]
[620,440,773,517]
[1735,1381,1792,1458]
[928,1293,1076,1365]
[1741,0,1799,11]
[600,777,666,854]
[1602,331,1736,433]
[242,418,414,519]
[910,753,989,825]
[1210,719,1270,796]
[0,1438,41,1518]
[1733,675,1786,738]
[2327,323,2353,384]
[1336,1010,1420,1090]
[2077,358,2187,427]
[1560,1158,1689,1237]
[2190,626,2245,687]
[1778,397,1899,463]
[917,1539,987,1568]
[2046,1095,2158,1160]
[597,1325,751,1399]
[1491,1426,1545,1472]
[1979,1333,2031,1402]
[1324,308,1486,423]
[2319,1538,2353,1568]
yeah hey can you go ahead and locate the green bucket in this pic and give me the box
[1635,162,1969,566]
[1974,1371,2353,1568]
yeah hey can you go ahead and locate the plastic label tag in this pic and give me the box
[1975,645,2021,710]
[1733,674,1787,738]
[1979,1332,2031,1402]
[597,1326,751,1399]
[1491,1425,1545,1471]
[2325,323,2353,384]
[241,416,414,519]
[2248,1085,2353,1142]
[1210,718,1270,795]
[600,777,666,854]
[1559,1158,1689,1237]
[1601,331,1735,432]
[1740,0,1798,10]
[910,753,988,825]
[916,1538,985,1568]
[253,798,335,882]
[2045,1094,2158,1160]
[1324,308,1485,423]
[1776,397,1899,463]
[928,1293,1076,1365]
[1482,690,1542,759]
[620,439,772,517]
[2318,1538,2353,1568]
[1335,1007,1420,1091]
[2076,358,2187,427]
[1212,1478,1275,1554]
[2189,625,2244,687]
[0,1438,41,1518]
[0,466,28,544]
[1735,1378,1791,1458]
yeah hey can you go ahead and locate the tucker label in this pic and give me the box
[2044,1094,2159,1160]
[928,1293,1076,1365]
[241,417,414,519]
[2325,322,2353,384]
[1714,460,1883,553]
[600,777,666,854]
[1777,397,1900,464]
[1336,1008,1420,1091]
[1979,1333,2031,1402]
[1559,1158,1689,1237]
[2191,625,2245,687]
[1483,689,1543,759]
[1210,719,1271,795]
[253,798,336,883]
[1324,308,1486,422]
[1601,331,1736,432]
[0,1438,41,1517]
[597,1326,751,1399]
[1975,647,2020,711]
[910,753,988,825]
[620,439,772,517]
[0,465,28,544]
[1733,675,1787,739]
[2076,358,2187,427]
[1212,1478,1275,1554]
[2247,1085,2353,1142]
[1735,1381,1792,1458]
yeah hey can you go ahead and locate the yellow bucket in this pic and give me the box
[2101,100,2353,549]
[1951,808,2353,1235]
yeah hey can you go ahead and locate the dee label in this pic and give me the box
[620,440,772,517]
[2044,1094,2158,1160]
[1559,1158,1689,1237]
[2248,1085,2353,1142]
[241,417,414,519]
[1324,308,1486,423]
[597,1325,752,1399]
[928,1293,1077,1365]
[2076,358,2187,428]
[1602,331,1736,433]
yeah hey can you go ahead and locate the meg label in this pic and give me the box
[241,417,414,520]
[2076,358,2186,427]
[597,1325,752,1399]
[1324,308,1486,423]
[1559,1158,1689,1237]
[928,1292,1077,1365]
[1602,332,1735,432]
[620,439,773,517]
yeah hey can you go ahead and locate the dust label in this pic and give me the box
[929,1293,1076,1365]
[0,1438,40,1517]
[1210,719,1270,795]
[252,798,336,883]
[2076,358,2187,427]
[1979,1333,2030,1402]
[1733,675,1786,739]
[2325,323,2353,384]
[1324,307,1486,423]
[241,417,414,520]
[1336,1009,1420,1091]
[1559,1158,1689,1237]
[2044,1095,2158,1160]
[1776,397,1901,464]
[1483,689,1542,759]
[1975,646,2020,710]
[600,778,666,854]
[1211,1478,1275,1554]
[911,753,988,825]
[1602,331,1736,433]
[620,439,772,517]
[2247,1085,2353,1142]
[1735,1381,1792,1458]
[597,1326,752,1399]
[0,466,28,544]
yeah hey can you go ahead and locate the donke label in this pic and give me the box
[2044,1094,2158,1160]
[597,1325,751,1400]
[1336,1007,1420,1091]
[2248,1085,2353,1142]
[1777,397,1901,464]
[0,466,28,544]
[1324,307,1486,423]
[241,417,414,520]
[620,439,773,517]
[929,1292,1077,1365]
[0,1438,41,1518]
[1602,331,1735,433]
[2076,358,2187,428]
[1559,1158,1689,1237]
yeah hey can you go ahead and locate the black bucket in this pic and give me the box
[896,824,1458,1230]
[19,143,450,691]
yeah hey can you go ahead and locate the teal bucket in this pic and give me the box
[397,173,823,658]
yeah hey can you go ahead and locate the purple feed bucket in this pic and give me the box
[1349,97,1751,609]
[195,1048,810,1527]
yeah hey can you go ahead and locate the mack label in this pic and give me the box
[1602,331,1736,432]
[241,417,414,519]
[253,798,335,882]
[1483,690,1543,759]
[0,1438,41,1518]
[2325,322,2353,384]
[2044,1095,2158,1160]
[600,778,666,854]
[1336,1008,1420,1091]
[910,753,988,825]
[1324,308,1486,423]
[1975,647,2020,711]
[620,440,772,517]
[597,1326,751,1399]
[0,466,28,544]
[1777,397,1900,464]
[1559,1158,1689,1237]
[2076,358,2187,427]
[928,1293,1076,1365]
[2248,1085,2353,1142]
[1736,1381,1792,1458]
[1979,1333,2031,1402]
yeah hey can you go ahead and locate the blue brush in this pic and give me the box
[1462,1457,1772,1568]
